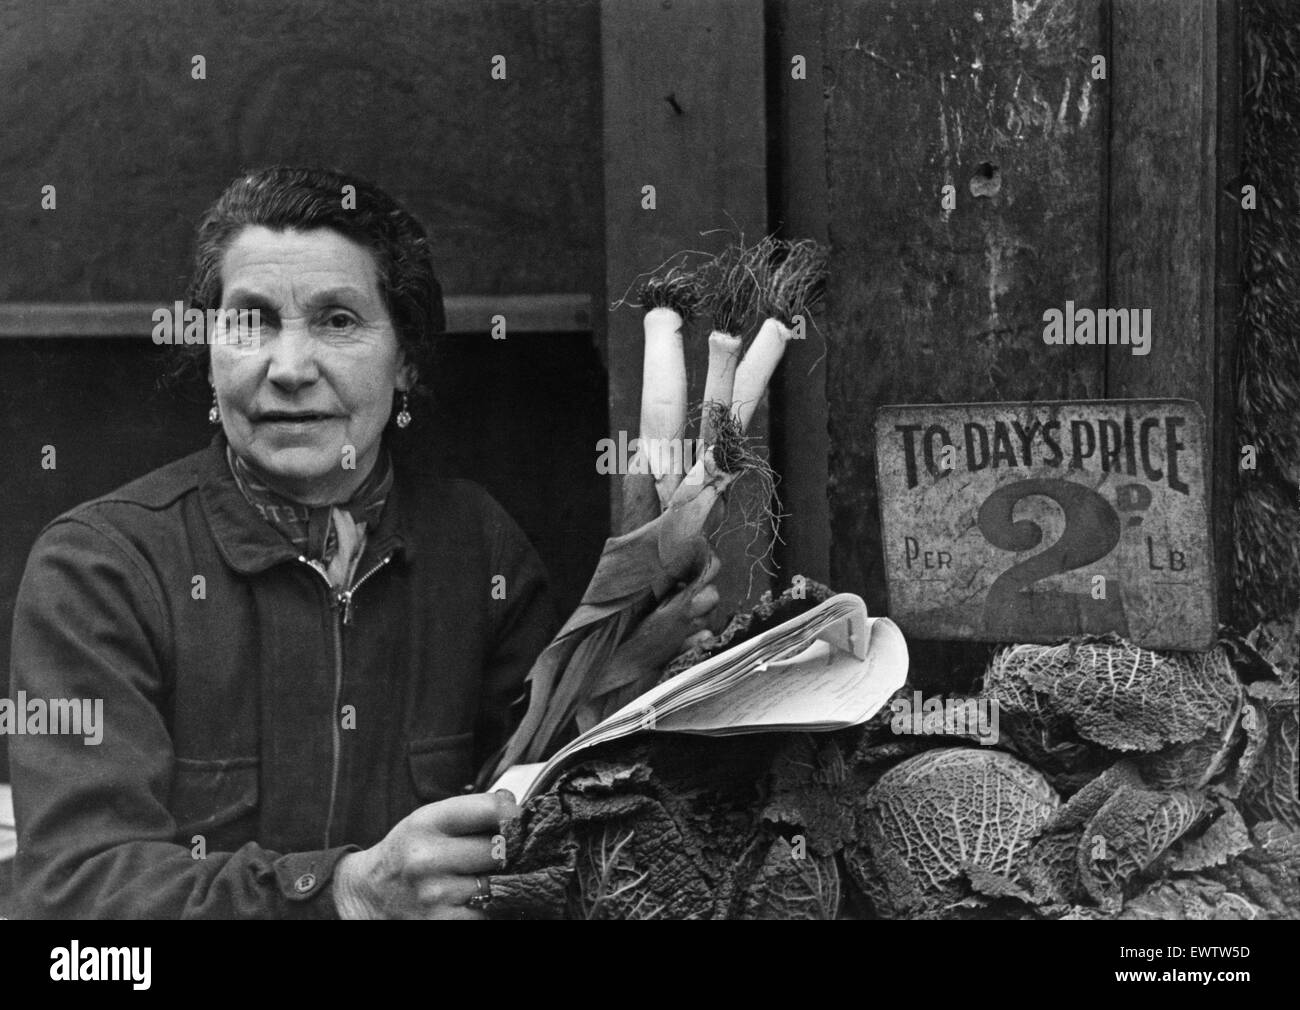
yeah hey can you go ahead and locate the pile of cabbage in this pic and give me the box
[850,627,1298,919]
[489,583,1299,919]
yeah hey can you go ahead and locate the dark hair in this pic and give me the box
[179,165,445,392]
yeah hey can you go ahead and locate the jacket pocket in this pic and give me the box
[408,732,476,803]
[169,756,260,842]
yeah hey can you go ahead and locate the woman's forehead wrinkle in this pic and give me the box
[279,279,381,322]
[223,228,383,310]
[226,273,382,320]
[308,286,371,304]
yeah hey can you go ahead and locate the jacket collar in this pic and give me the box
[198,431,412,575]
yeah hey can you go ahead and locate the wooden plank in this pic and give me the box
[824,0,1107,621]
[875,399,1216,651]
[0,0,603,304]
[1214,0,1241,624]
[1107,0,1234,621]
[600,0,770,614]
[770,0,832,587]
[0,294,594,338]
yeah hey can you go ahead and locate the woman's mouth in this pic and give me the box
[257,412,337,425]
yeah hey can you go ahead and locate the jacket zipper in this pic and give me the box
[339,556,392,626]
[297,552,393,848]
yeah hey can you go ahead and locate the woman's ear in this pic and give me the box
[396,360,418,393]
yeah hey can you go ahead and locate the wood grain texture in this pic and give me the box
[601,0,772,614]
[1214,0,1240,627]
[1107,0,1218,402]
[1107,0,1238,622]
[770,0,833,588]
[0,0,603,301]
[824,0,1106,617]
[0,295,594,337]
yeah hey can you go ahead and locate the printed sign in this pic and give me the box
[874,399,1215,650]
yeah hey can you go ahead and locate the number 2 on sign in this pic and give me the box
[977,479,1129,638]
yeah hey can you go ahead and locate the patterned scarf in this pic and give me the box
[226,444,393,590]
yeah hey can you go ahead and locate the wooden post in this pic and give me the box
[823,0,1107,632]
[1108,0,1238,625]
[769,0,832,587]
[1214,0,1242,627]
[600,0,770,613]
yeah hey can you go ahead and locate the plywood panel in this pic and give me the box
[601,0,771,613]
[0,0,603,301]
[824,0,1107,616]
[770,0,832,587]
[1108,0,1238,621]
[0,295,594,337]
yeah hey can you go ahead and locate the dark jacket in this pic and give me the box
[7,432,557,919]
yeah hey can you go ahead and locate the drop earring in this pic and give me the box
[396,392,411,429]
[208,390,221,424]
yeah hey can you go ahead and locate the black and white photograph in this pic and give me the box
[0,0,1295,966]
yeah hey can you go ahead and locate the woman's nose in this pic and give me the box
[265,319,320,389]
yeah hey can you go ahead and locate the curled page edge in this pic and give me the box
[653,615,908,734]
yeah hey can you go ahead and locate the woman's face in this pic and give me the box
[209,226,410,504]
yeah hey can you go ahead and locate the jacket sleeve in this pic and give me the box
[474,494,560,785]
[8,516,354,920]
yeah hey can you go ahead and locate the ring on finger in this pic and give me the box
[465,875,493,911]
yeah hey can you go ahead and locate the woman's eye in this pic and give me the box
[325,311,357,330]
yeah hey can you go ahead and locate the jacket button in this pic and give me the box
[294,873,317,893]
[461,783,476,794]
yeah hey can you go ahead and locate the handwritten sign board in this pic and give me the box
[874,400,1216,650]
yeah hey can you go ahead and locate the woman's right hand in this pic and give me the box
[333,791,516,919]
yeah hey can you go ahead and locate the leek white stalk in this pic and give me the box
[700,330,742,446]
[731,318,794,433]
[639,307,688,510]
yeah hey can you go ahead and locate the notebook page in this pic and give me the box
[654,616,907,733]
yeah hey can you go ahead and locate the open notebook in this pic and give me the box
[493,593,908,804]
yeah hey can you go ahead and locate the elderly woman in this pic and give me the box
[8,166,711,919]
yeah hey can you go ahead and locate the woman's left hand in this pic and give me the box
[629,545,723,665]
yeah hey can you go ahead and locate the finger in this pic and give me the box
[493,788,520,824]
[430,835,503,875]
[417,875,493,919]
[682,628,715,651]
[400,833,500,879]
[421,794,509,837]
[691,551,723,589]
[652,579,697,619]
[665,533,711,585]
[687,584,719,618]
[433,906,490,921]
